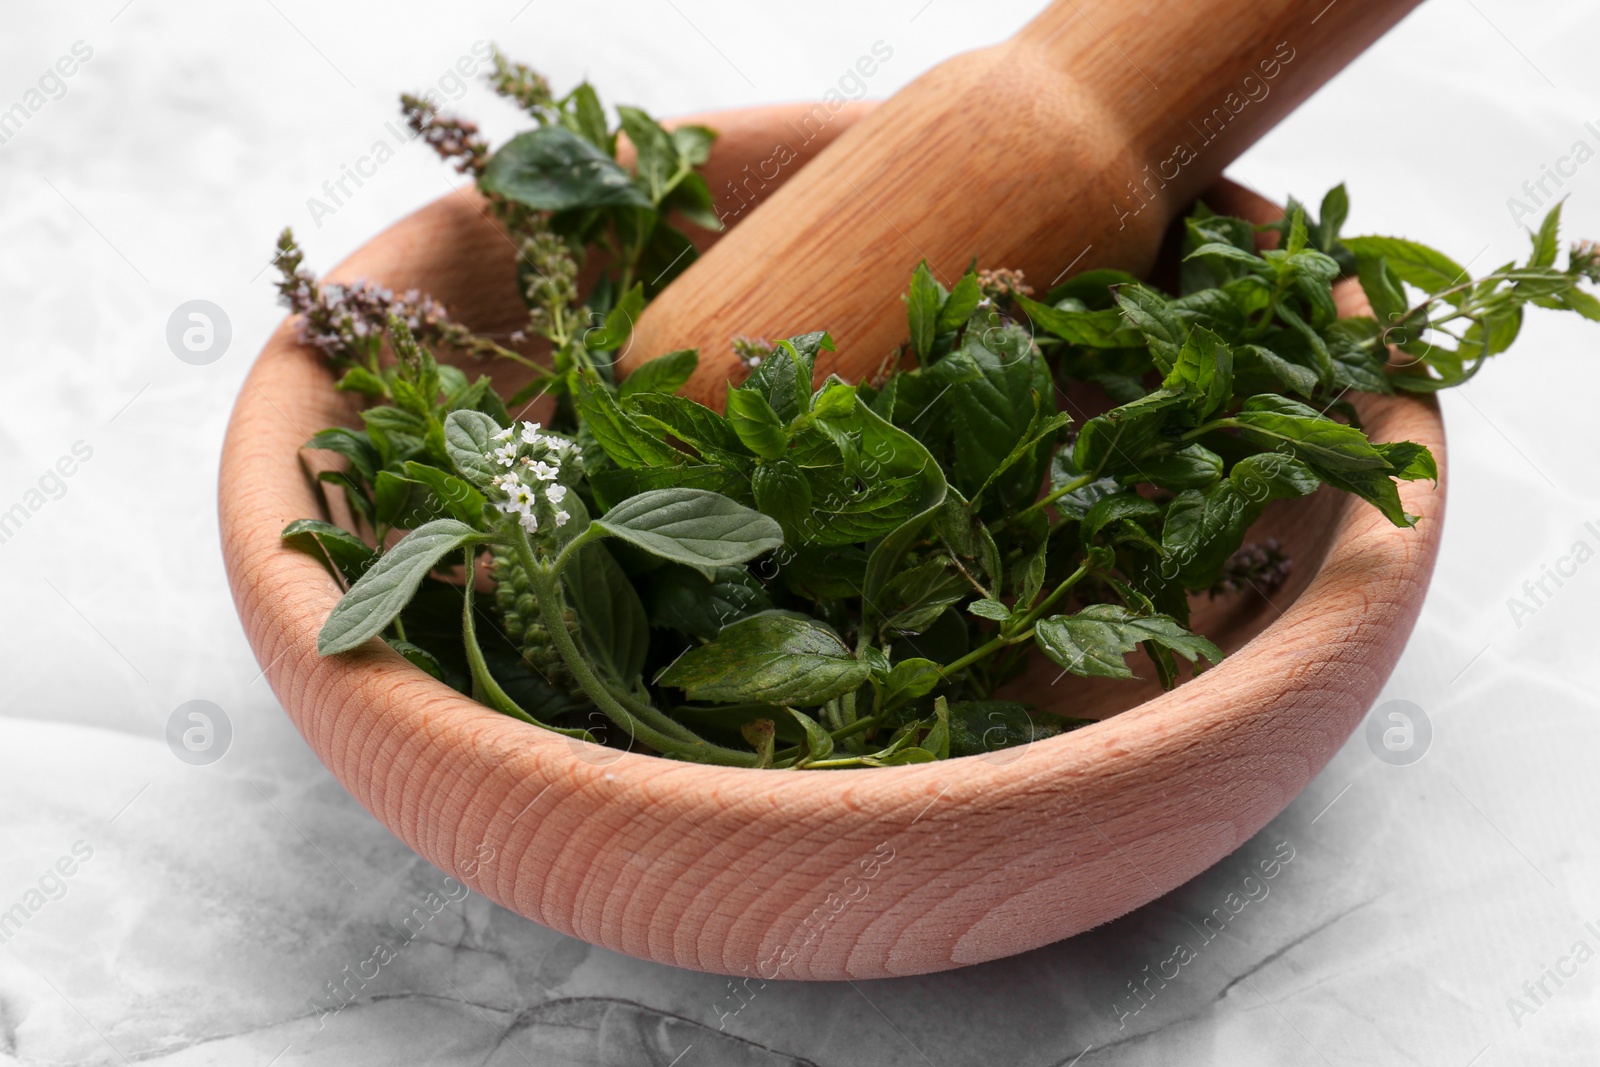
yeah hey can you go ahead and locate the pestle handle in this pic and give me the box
[621,0,1424,402]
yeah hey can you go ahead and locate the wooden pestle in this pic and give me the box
[621,0,1424,402]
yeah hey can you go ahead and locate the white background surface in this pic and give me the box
[2,1,1599,1063]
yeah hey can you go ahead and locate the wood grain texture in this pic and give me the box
[219,103,1445,980]
[622,0,1424,405]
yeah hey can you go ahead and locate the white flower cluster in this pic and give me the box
[483,421,575,534]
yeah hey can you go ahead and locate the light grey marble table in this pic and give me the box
[2,1,1598,1063]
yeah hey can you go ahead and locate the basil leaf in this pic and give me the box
[741,334,830,421]
[1035,604,1221,680]
[881,658,944,710]
[481,126,651,212]
[947,701,1062,758]
[926,321,1053,500]
[656,613,870,706]
[564,542,649,685]
[646,564,770,641]
[319,520,482,654]
[788,708,836,762]
[879,559,969,635]
[593,488,782,574]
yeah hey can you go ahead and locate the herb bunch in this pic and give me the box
[278,53,1599,769]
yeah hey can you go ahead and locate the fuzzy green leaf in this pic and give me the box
[594,488,782,574]
[319,520,481,655]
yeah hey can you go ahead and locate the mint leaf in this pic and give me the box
[1530,201,1562,268]
[1341,236,1468,300]
[587,283,644,353]
[575,371,682,469]
[1073,387,1187,475]
[281,519,376,585]
[1231,395,1390,472]
[1163,325,1234,421]
[616,106,680,204]
[968,598,1011,622]
[620,348,698,397]
[1114,284,1185,373]
[937,270,983,333]
[725,387,788,460]
[1137,444,1223,490]
[907,260,943,361]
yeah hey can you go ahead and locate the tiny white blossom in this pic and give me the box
[491,471,522,491]
[508,484,537,512]
[545,484,567,505]
[492,441,519,467]
[491,426,515,442]
[554,509,570,527]
[527,460,559,482]
[520,510,540,533]
[519,421,544,444]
